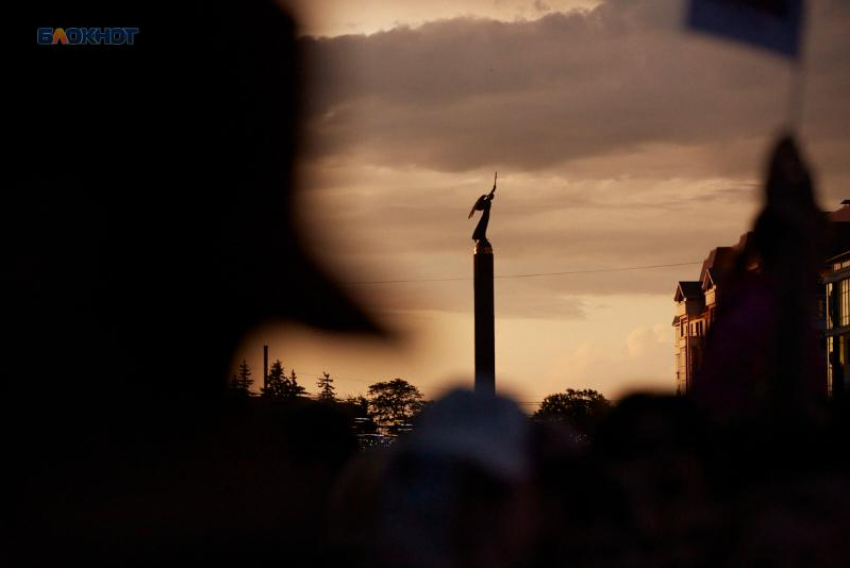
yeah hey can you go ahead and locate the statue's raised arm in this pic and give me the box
[469,172,497,242]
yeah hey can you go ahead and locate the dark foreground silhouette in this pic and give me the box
[4,1,377,565]
[4,2,849,567]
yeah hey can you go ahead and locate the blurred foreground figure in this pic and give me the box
[4,1,378,566]
[692,134,827,424]
[658,136,850,566]
[368,390,536,568]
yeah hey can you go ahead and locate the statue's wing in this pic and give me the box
[468,195,486,218]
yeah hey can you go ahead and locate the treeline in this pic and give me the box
[228,360,426,438]
[229,359,308,400]
[230,359,612,444]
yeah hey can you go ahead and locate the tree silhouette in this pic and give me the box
[533,388,611,442]
[316,372,336,403]
[285,369,307,399]
[229,359,254,397]
[261,360,307,400]
[367,378,424,435]
[262,359,286,398]
[344,394,371,418]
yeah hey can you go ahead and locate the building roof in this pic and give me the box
[699,246,736,285]
[702,267,721,290]
[674,281,703,302]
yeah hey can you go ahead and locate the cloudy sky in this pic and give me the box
[239,0,850,406]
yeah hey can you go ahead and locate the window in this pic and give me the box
[827,283,835,328]
[829,280,850,329]
[828,336,834,397]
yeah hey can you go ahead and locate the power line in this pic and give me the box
[348,261,701,285]
[307,372,374,386]
[282,368,375,386]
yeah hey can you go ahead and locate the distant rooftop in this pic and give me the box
[699,246,737,284]
[675,281,703,302]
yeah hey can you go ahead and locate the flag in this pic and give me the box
[687,0,805,59]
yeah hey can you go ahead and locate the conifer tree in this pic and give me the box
[283,369,307,399]
[229,359,253,397]
[262,360,286,398]
[316,372,336,403]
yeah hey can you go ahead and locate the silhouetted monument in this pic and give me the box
[468,173,497,242]
[469,174,498,395]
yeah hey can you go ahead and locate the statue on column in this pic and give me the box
[468,172,497,242]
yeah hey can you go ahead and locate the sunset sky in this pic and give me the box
[238,0,850,407]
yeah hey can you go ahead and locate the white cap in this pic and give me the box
[409,389,530,482]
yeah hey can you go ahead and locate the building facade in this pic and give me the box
[673,246,737,395]
[676,205,850,398]
[824,252,850,398]
[822,205,850,398]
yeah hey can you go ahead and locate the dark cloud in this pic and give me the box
[299,0,850,175]
[292,0,850,317]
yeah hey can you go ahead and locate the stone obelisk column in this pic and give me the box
[474,239,495,395]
